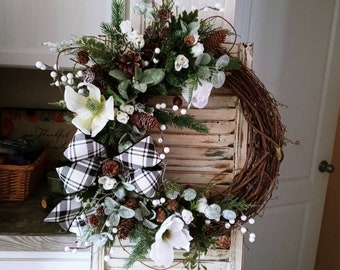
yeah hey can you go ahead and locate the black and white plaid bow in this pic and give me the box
[44,130,164,231]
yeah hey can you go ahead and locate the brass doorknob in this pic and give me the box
[319,160,335,173]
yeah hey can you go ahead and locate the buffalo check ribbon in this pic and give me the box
[44,130,164,231]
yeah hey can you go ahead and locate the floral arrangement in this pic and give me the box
[35,0,259,269]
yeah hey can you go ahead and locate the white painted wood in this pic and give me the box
[234,0,340,269]
[128,0,235,33]
[0,0,111,67]
[0,251,91,270]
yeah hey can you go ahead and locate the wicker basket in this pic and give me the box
[0,150,46,201]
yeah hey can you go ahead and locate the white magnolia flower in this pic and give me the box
[64,84,114,137]
[182,79,213,108]
[181,209,194,224]
[120,20,132,34]
[191,42,204,57]
[98,176,117,190]
[149,215,193,267]
[196,197,209,213]
[119,104,135,115]
[116,111,129,124]
[174,54,189,71]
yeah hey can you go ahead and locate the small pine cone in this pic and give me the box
[102,160,120,177]
[158,27,170,39]
[130,112,159,130]
[91,64,105,78]
[96,205,105,216]
[76,51,90,65]
[123,197,139,210]
[117,218,135,240]
[217,235,231,249]
[158,8,172,21]
[156,208,167,223]
[119,51,142,77]
[165,199,179,212]
[202,30,227,52]
[88,214,99,227]
[144,26,158,40]
[83,68,96,83]
[184,35,196,46]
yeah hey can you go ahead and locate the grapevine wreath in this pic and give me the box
[36,0,285,269]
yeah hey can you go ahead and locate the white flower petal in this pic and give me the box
[72,116,93,135]
[150,241,174,267]
[86,83,102,101]
[103,96,115,120]
[64,86,87,113]
[91,115,110,137]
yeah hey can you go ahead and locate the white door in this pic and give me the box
[234,0,340,269]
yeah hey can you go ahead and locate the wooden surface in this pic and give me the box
[0,184,77,251]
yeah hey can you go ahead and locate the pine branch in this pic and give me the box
[154,110,209,133]
[125,224,155,269]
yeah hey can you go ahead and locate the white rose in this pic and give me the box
[120,20,132,34]
[196,197,209,213]
[191,42,204,57]
[174,54,189,71]
[133,35,145,49]
[116,111,129,124]
[119,104,135,115]
[181,209,194,224]
[98,176,117,190]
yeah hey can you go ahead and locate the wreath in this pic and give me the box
[36,1,285,269]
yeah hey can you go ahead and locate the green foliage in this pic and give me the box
[76,37,117,69]
[125,224,155,269]
[100,0,125,46]
[219,197,250,212]
[225,57,241,71]
[154,110,208,134]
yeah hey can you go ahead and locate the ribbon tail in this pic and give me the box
[44,194,82,231]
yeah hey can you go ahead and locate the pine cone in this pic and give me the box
[76,51,90,65]
[158,8,172,21]
[117,218,135,240]
[144,26,158,41]
[130,112,159,130]
[102,160,120,177]
[124,197,139,210]
[202,30,227,52]
[119,51,142,77]
[217,235,231,249]
[83,68,96,83]
[158,27,170,39]
[156,208,167,223]
[165,199,179,212]
[173,96,183,107]
[88,214,99,227]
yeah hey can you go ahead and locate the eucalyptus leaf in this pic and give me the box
[142,68,165,85]
[182,188,197,201]
[222,209,237,220]
[134,67,143,80]
[204,204,221,221]
[101,232,114,241]
[133,82,148,92]
[118,80,131,99]
[180,20,188,33]
[104,197,120,209]
[215,55,230,70]
[196,53,211,66]
[143,219,159,229]
[134,208,143,221]
[188,21,200,34]
[88,234,108,248]
[109,212,121,226]
[109,69,128,81]
[118,140,133,153]
[197,66,211,80]
[166,190,180,200]
[122,182,136,191]
[139,201,151,217]
[119,205,135,218]
[114,185,127,200]
[211,71,226,88]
